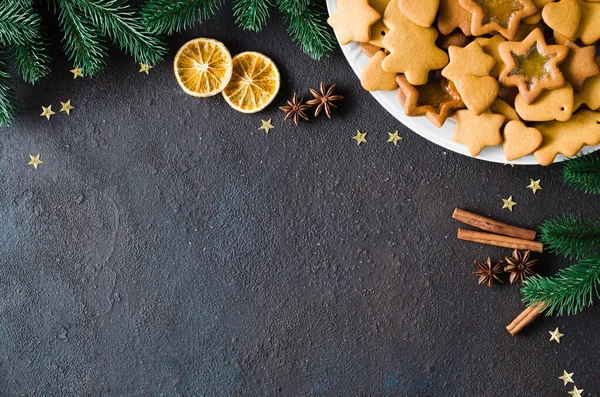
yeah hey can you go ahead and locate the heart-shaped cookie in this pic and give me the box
[503,120,543,161]
[456,75,499,116]
[399,0,440,27]
[542,0,581,40]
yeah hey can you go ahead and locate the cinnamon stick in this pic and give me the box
[457,229,544,253]
[360,43,382,58]
[453,208,537,241]
[507,303,545,336]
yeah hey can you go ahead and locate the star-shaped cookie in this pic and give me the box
[499,28,569,104]
[328,0,380,45]
[561,41,600,92]
[453,109,505,156]
[459,0,538,39]
[396,73,464,128]
[381,11,448,85]
[574,57,600,111]
[442,41,496,83]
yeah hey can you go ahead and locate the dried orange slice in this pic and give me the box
[173,38,232,97]
[222,52,280,113]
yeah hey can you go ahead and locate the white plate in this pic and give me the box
[326,0,600,165]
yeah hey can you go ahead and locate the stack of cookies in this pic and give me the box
[328,0,600,165]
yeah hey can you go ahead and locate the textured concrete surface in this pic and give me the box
[1,9,599,397]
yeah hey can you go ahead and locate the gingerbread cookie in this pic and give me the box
[498,28,569,104]
[368,0,391,47]
[503,120,543,161]
[515,83,574,121]
[442,41,496,83]
[456,74,499,116]
[475,35,507,78]
[459,0,538,40]
[399,0,440,27]
[437,0,473,35]
[560,41,600,92]
[396,73,464,127]
[381,6,448,85]
[534,110,600,165]
[490,99,520,124]
[361,51,399,91]
[574,57,600,111]
[328,0,380,44]
[522,0,553,24]
[453,109,505,156]
[578,0,600,45]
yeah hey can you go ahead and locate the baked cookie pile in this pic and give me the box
[328,0,600,165]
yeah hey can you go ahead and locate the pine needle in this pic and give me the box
[563,152,600,195]
[277,0,335,60]
[522,255,600,316]
[142,0,225,35]
[0,2,39,46]
[539,214,600,259]
[0,56,18,126]
[233,0,273,32]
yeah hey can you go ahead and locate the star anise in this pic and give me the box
[306,82,344,119]
[473,257,504,288]
[504,249,538,284]
[279,92,311,126]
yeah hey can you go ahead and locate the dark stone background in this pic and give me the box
[1,7,599,397]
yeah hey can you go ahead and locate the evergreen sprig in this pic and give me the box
[142,0,225,35]
[539,214,600,259]
[0,56,18,126]
[563,152,600,195]
[522,255,600,316]
[233,0,273,32]
[277,0,336,60]
[0,2,40,46]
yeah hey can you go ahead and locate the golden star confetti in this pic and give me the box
[387,130,402,145]
[139,63,152,75]
[40,105,55,120]
[527,178,542,194]
[353,130,367,146]
[559,371,574,386]
[28,154,43,169]
[60,100,74,115]
[549,327,564,343]
[501,196,517,212]
[568,386,583,397]
[70,66,83,79]
[259,119,274,134]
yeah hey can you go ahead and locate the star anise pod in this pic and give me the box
[473,257,504,288]
[306,82,344,119]
[279,92,311,126]
[504,249,538,284]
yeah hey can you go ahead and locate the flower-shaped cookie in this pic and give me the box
[498,28,569,104]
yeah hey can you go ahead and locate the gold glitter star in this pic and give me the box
[387,130,402,145]
[28,154,43,169]
[60,100,74,115]
[502,196,517,211]
[259,119,274,134]
[70,66,83,79]
[527,178,542,194]
[353,130,367,146]
[549,327,564,343]
[559,371,574,386]
[40,105,55,120]
[139,63,152,75]
[568,386,583,397]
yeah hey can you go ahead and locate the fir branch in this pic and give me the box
[233,0,273,32]
[65,0,167,65]
[0,2,39,46]
[142,0,224,35]
[522,255,600,316]
[277,0,335,60]
[7,3,52,84]
[539,214,600,259]
[0,56,18,126]
[563,152,600,195]
[58,0,108,76]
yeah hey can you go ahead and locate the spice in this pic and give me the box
[473,257,504,287]
[280,92,311,126]
[307,82,343,119]
[504,249,538,284]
